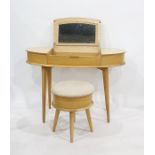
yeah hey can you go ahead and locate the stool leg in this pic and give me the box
[53,110,60,132]
[86,109,93,132]
[70,112,75,143]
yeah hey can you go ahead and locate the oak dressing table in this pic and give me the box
[26,18,125,123]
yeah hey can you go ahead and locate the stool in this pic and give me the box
[52,80,94,143]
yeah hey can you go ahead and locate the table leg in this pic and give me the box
[47,68,52,109]
[70,112,75,143]
[102,68,110,123]
[42,66,47,123]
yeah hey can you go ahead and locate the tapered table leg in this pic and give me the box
[70,112,75,143]
[47,68,52,109]
[102,68,110,123]
[42,66,47,123]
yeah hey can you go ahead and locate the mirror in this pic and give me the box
[59,23,96,43]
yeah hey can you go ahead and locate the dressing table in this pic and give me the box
[26,18,125,123]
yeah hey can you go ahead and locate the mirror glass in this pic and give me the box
[59,23,95,43]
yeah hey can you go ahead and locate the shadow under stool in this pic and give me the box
[52,80,95,143]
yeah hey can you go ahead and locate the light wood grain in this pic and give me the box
[52,95,92,111]
[47,54,101,66]
[27,53,47,64]
[27,48,52,54]
[86,109,93,132]
[101,48,125,55]
[27,48,125,55]
[102,68,110,123]
[47,68,52,109]
[52,110,60,132]
[70,112,75,143]
[42,66,47,123]
[53,45,100,55]
[26,48,125,67]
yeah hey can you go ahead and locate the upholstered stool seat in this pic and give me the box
[52,80,94,143]
[53,80,94,97]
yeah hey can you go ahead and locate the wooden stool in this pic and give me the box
[52,80,94,143]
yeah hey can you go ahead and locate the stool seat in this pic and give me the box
[53,80,94,97]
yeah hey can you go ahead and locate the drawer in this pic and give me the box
[101,53,125,66]
[27,52,47,64]
[47,55,101,66]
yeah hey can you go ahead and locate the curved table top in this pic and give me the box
[26,48,125,68]
[27,48,125,55]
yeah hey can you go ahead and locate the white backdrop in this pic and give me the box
[11,0,143,155]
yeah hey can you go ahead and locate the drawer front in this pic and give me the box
[47,55,101,66]
[101,53,125,66]
[27,53,47,64]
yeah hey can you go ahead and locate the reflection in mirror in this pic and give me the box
[59,23,96,43]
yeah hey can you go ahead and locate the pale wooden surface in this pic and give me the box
[54,17,101,24]
[53,46,100,55]
[52,108,93,143]
[86,109,93,132]
[26,48,125,68]
[52,110,60,132]
[42,67,47,123]
[70,112,75,143]
[27,48,52,54]
[47,68,52,109]
[101,48,125,55]
[27,48,125,55]
[52,94,92,111]
[102,68,110,122]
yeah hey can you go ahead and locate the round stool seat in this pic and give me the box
[53,80,94,97]
[52,80,94,111]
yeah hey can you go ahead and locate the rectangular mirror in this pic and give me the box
[59,23,96,43]
[53,18,101,55]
